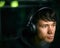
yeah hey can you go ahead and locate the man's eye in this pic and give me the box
[41,25,47,28]
[52,23,56,26]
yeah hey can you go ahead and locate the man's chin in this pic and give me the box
[45,39,54,43]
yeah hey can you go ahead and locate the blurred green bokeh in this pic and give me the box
[10,1,19,8]
[0,1,5,8]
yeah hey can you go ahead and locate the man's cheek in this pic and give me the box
[39,34,46,39]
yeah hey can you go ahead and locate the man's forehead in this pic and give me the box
[37,20,56,24]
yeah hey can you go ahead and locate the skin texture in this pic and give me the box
[36,20,56,43]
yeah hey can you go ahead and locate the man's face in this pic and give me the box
[36,20,56,43]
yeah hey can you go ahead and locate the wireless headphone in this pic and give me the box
[27,7,52,33]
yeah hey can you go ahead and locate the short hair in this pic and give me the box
[32,7,56,24]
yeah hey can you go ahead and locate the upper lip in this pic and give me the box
[47,36,54,38]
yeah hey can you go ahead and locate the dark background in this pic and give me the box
[0,0,60,48]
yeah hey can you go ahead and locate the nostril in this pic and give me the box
[48,31,52,34]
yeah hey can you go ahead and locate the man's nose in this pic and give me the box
[48,26,53,34]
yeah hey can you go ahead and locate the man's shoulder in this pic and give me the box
[2,37,23,48]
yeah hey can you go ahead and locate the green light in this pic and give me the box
[10,1,19,8]
[0,1,5,8]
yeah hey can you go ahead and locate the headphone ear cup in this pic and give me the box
[30,23,36,33]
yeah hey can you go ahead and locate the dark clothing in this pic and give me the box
[2,27,56,48]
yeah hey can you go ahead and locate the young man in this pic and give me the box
[17,7,57,48]
[7,7,56,48]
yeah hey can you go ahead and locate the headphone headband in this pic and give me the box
[27,7,51,26]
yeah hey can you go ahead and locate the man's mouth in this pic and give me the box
[47,36,54,39]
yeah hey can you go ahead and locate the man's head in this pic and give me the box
[31,7,56,43]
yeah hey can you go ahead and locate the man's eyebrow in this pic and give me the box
[53,22,56,24]
[39,24,49,26]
